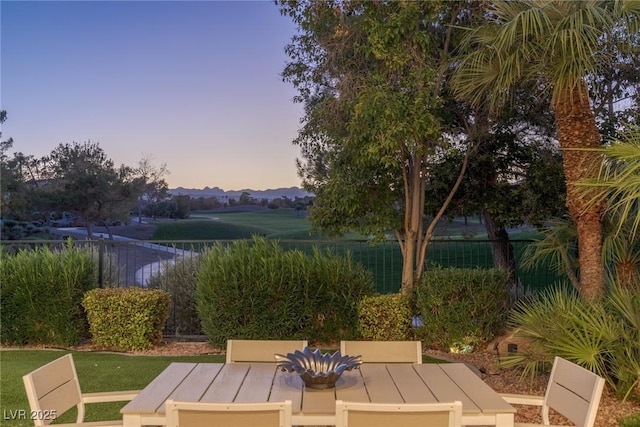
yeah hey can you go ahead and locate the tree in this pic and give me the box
[0,110,16,216]
[135,156,170,224]
[280,0,472,294]
[428,134,566,286]
[0,112,48,220]
[43,141,139,238]
[452,0,640,299]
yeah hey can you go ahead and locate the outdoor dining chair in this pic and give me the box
[500,356,605,427]
[335,400,462,427]
[225,339,308,363]
[22,353,139,427]
[340,340,422,363]
[164,399,293,427]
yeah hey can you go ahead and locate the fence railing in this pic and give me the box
[1,238,560,335]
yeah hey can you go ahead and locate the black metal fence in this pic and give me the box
[1,238,561,335]
[1,237,559,292]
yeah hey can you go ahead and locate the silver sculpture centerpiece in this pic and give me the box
[275,347,362,390]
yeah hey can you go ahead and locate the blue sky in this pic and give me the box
[1,0,304,190]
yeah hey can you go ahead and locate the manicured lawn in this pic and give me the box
[185,208,314,239]
[0,350,225,427]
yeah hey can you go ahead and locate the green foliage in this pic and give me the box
[415,267,510,351]
[357,293,412,341]
[196,237,374,346]
[503,285,640,399]
[279,1,471,293]
[82,288,170,351]
[0,241,96,345]
[148,254,202,335]
[620,414,640,427]
[1,220,52,240]
[45,141,141,228]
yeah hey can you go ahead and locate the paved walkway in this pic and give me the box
[53,227,198,286]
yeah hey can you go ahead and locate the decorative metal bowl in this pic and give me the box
[275,347,362,390]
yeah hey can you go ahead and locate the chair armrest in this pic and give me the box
[499,392,544,406]
[82,390,140,403]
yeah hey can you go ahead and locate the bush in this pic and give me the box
[503,285,640,399]
[148,254,203,336]
[0,241,96,345]
[415,267,510,352]
[83,288,170,351]
[620,414,640,427]
[197,237,374,346]
[357,293,413,340]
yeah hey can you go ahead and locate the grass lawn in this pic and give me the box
[0,350,225,426]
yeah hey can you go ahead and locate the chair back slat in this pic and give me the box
[165,400,292,427]
[27,354,79,399]
[550,357,601,401]
[176,409,281,427]
[226,340,308,363]
[344,411,451,427]
[340,341,422,363]
[545,357,605,427]
[335,400,462,427]
[22,354,83,426]
[37,380,83,421]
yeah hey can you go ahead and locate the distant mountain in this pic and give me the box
[168,186,313,201]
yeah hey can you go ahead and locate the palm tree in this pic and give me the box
[583,126,640,288]
[452,0,639,299]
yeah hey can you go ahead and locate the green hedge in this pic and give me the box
[357,294,413,340]
[0,242,96,345]
[148,255,203,336]
[196,237,374,346]
[83,288,170,351]
[415,267,510,351]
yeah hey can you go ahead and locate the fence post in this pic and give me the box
[98,237,104,288]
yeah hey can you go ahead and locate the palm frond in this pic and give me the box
[581,128,640,237]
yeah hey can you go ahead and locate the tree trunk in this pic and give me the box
[615,259,640,290]
[398,153,426,296]
[482,209,517,287]
[553,82,605,300]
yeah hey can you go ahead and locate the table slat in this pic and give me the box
[335,369,369,402]
[414,364,481,413]
[270,369,304,413]
[387,364,438,403]
[200,363,249,403]
[235,364,277,403]
[440,364,515,414]
[301,387,336,414]
[360,364,403,403]
[168,363,223,403]
[121,363,196,414]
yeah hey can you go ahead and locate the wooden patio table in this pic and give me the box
[121,362,515,427]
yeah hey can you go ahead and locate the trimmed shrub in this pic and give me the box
[83,288,170,351]
[148,254,203,336]
[197,237,374,346]
[0,241,96,345]
[357,293,413,341]
[415,267,510,352]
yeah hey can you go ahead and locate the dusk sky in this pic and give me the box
[1,0,305,190]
